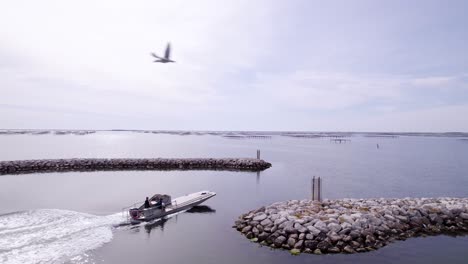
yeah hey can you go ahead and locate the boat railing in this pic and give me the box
[121,201,144,220]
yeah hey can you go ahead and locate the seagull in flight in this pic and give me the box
[151,43,175,63]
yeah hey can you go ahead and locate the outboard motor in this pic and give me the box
[129,208,141,220]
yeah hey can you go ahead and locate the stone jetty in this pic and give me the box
[0,158,272,175]
[234,198,468,255]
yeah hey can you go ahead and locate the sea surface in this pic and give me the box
[1,131,468,264]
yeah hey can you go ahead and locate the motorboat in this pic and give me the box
[124,191,216,224]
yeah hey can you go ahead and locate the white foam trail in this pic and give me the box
[0,209,125,264]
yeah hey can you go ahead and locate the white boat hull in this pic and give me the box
[127,191,216,224]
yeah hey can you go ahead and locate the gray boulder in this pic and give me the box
[304,240,318,250]
[339,214,354,224]
[328,232,342,243]
[294,223,308,233]
[314,220,329,232]
[317,240,331,251]
[328,247,341,253]
[252,227,259,235]
[328,222,342,233]
[307,225,321,236]
[294,240,304,249]
[460,213,468,220]
[258,232,269,241]
[260,218,273,226]
[241,226,252,233]
[253,214,267,221]
[349,230,361,239]
[343,245,356,253]
[285,224,298,234]
[350,241,361,249]
[274,217,287,226]
[288,237,296,248]
[313,249,322,254]
[274,236,287,247]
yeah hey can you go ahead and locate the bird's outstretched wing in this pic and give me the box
[164,43,171,59]
[151,52,162,59]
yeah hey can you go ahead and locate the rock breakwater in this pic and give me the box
[0,158,272,175]
[234,198,468,254]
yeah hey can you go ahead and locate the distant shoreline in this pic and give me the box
[0,129,467,138]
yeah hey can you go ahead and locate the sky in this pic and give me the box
[1,0,467,132]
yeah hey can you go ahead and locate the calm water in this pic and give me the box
[1,132,468,264]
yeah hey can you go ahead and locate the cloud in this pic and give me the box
[250,71,468,111]
[0,0,276,93]
[1,0,468,131]
[351,104,468,132]
[0,0,278,121]
[411,76,457,87]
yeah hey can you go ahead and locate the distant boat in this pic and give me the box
[124,191,216,224]
[151,42,175,63]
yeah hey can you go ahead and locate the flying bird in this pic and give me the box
[151,43,175,63]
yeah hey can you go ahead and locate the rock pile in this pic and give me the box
[0,158,272,175]
[234,198,468,254]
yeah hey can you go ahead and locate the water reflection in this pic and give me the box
[144,217,170,233]
[144,205,216,234]
[185,205,216,214]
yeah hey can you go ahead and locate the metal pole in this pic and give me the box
[318,177,321,202]
[320,177,323,201]
[312,176,315,200]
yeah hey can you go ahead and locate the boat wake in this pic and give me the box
[0,209,125,264]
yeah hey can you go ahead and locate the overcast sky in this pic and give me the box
[1,0,467,131]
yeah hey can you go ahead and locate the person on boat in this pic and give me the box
[144,197,150,208]
[154,199,162,208]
